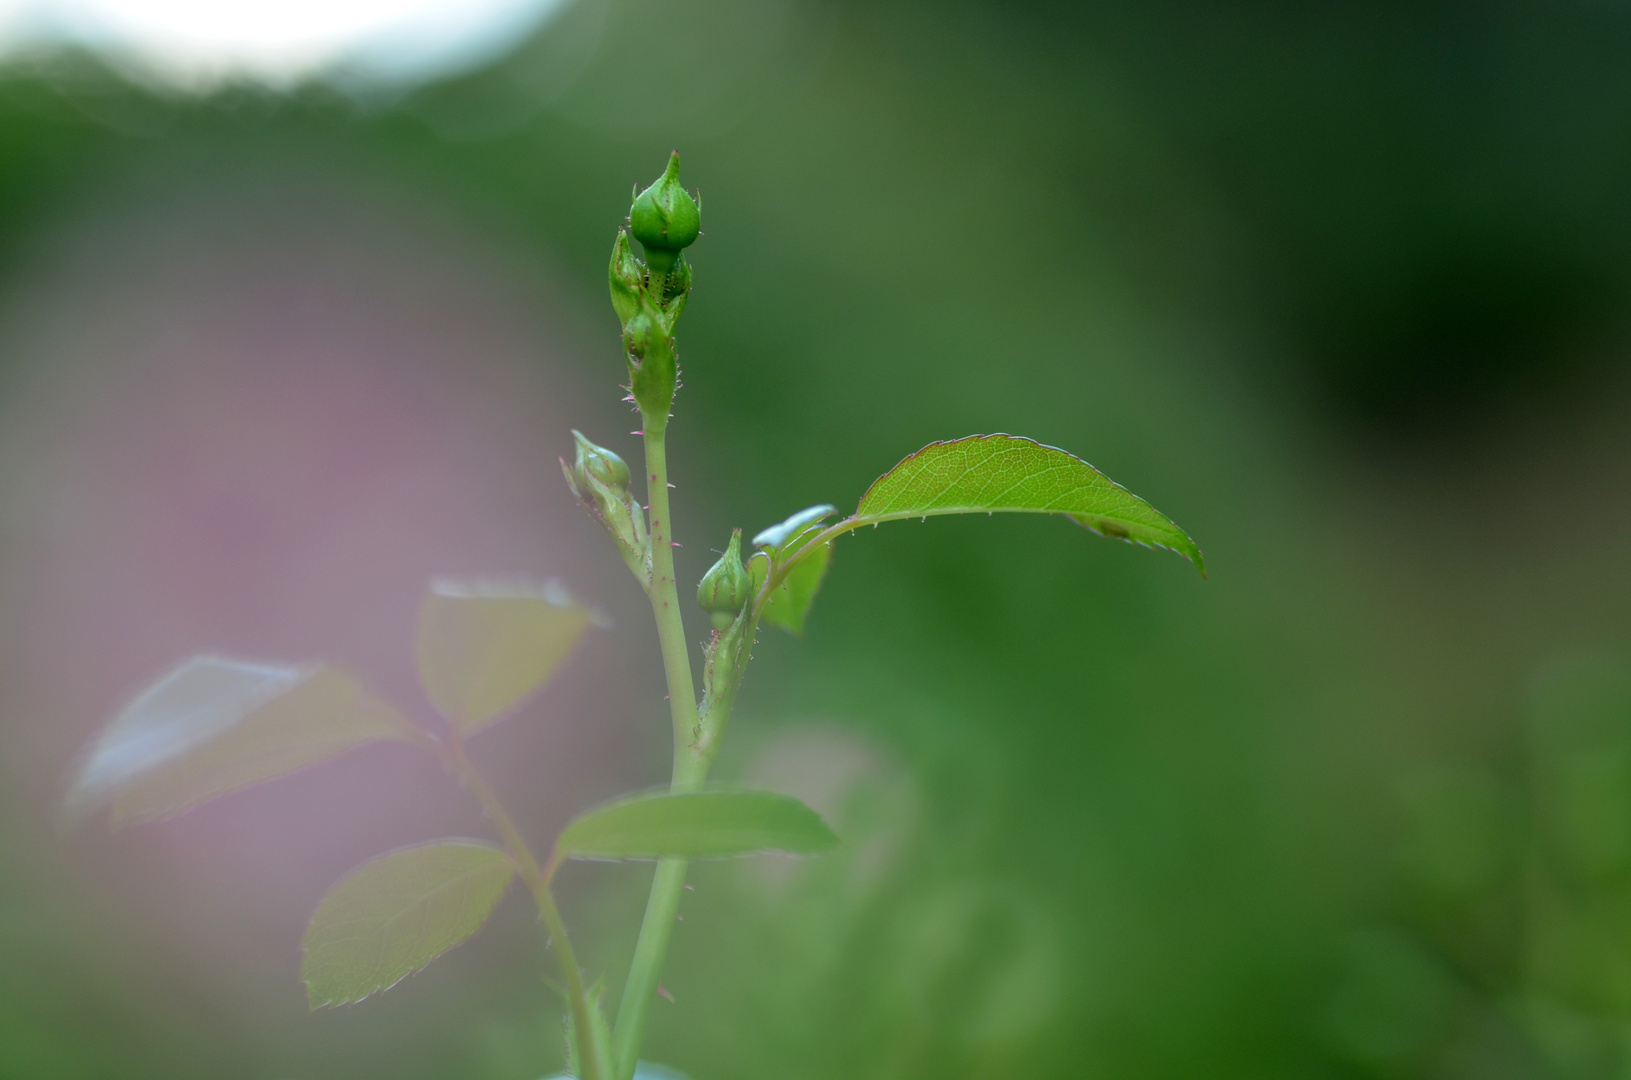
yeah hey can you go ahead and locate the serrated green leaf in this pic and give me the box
[65,656,414,828]
[749,529,832,636]
[301,840,515,1008]
[856,434,1203,573]
[415,578,594,735]
[556,789,839,861]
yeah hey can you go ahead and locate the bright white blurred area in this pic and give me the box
[0,0,570,87]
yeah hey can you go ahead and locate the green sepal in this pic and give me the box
[608,229,643,328]
[660,254,692,324]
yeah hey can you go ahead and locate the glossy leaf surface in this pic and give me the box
[415,578,593,735]
[66,656,413,827]
[856,434,1203,572]
[301,840,515,1008]
[556,789,838,861]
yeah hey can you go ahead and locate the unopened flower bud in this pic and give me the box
[608,228,643,327]
[572,430,630,491]
[629,152,700,276]
[562,430,647,573]
[697,529,750,630]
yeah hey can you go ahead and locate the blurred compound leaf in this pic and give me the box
[301,840,516,1008]
[66,656,415,828]
[855,435,1203,573]
[415,578,595,735]
[556,789,838,861]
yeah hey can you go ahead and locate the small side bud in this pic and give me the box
[608,228,643,327]
[573,430,630,490]
[697,529,750,631]
[629,152,701,276]
[564,430,648,575]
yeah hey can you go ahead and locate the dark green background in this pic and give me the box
[2,1,1629,1077]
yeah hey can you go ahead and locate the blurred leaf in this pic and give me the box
[415,578,594,735]
[301,840,516,1008]
[66,656,414,828]
[749,530,832,636]
[556,789,839,861]
[856,434,1203,573]
[751,504,835,550]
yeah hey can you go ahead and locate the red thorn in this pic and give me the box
[657,986,675,1003]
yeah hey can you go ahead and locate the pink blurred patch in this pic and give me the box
[0,174,652,1012]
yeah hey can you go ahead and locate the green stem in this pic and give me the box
[611,418,711,1080]
[696,609,761,766]
[638,421,702,752]
[444,741,611,1080]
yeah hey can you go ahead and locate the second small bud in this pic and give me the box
[698,529,750,631]
[563,430,648,575]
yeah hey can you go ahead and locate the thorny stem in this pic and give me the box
[603,426,832,1078]
[612,416,711,1080]
[441,738,611,1080]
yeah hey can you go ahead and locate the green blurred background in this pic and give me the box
[1,0,1630,1077]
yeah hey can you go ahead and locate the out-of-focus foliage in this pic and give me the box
[555,789,838,861]
[302,840,516,1008]
[0,1,1628,1078]
[66,657,414,826]
[414,579,595,734]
